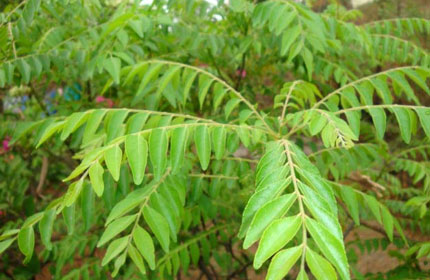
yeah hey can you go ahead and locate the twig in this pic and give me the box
[198,259,213,280]
[227,261,252,279]
[36,156,48,197]
[235,53,247,91]
[8,22,17,59]
[224,239,244,265]
[343,221,355,239]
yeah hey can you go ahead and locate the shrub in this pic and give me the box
[1,0,430,279]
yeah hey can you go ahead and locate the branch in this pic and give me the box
[36,156,49,197]
[143,60,276,135]
[312,66,422,110]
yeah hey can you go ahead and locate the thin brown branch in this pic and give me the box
[36,156,48,197]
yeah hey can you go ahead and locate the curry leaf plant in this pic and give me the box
[1,0,430,279]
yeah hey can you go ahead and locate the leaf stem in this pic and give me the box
[282,140,307,269]
[128,168,172,245]
[280,80,301,128]
[143,59,276,135]
[312,66,422,110]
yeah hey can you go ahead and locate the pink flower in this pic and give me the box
[95,96,114,107]
[2,137,10,152]
[105,99,114,108]
[95,96,106,103]
[236,69,246,78]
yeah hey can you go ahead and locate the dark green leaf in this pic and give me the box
[194,125,211,170]
[125,134,148,185]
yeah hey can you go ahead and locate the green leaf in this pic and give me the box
[244,194,296,249]
[38,209,56,250]
[368,108,386,139]
[212,126,226,160]
[213,84,228,110]
[364,195,382,223]
[0,229,19,241]
[392,107,412,143]
[83,110,107,144]
[303,48,314,80]
[133,225,156,270]
[302,190,342,241]
[142,206,170,253]
[104,145,123,181]
[126,112,149,134]
[22,213,43,230]
[62,204,75,235]
[0,238,15,255]
[106,110,128,143]
[306,218,349,280]
[0,68,5,87]
[63,179,84,207]
[23,0,40,24]
[370,76,392,104]
[306,248,338,280]
[17,59,31,84]
[402,68,430,94]
[170,127,188,174]
[341,187,359,225]
[266,246,302,280]
[179,247,191,273]
[101,236,129,266]
[18,227,35,263]
[190,242,200,265]
[281,26,301,56]
[81,183,94,232]
[105,186,152,224]
[138,63,164,96]
[388,71,418,104]
[239,179,289,238]
[224,98,241,119]
[129,19,144,38]
[103,172,116,210]
[415,108,430,139]
[98,215,135,247]
[128,244,146,275]
[183,70,198,103]
[11,121,39,145]
[275,8,296,35]
[254,215,301,269]
[381,206,394,241]
[156,65,181,98]
[288,39,304,63]
[104,57,121,84]
[309,114,327,136]
[149,128,168,179]
[345,111,360,138]
[198,75,214,108]
[150,193,179,243]
[61,112,89,141]
[172,251,181,275]
[89,161,105,197]
[118,164,131,195]
[36,121,65,148]
[194,125,211,170]
[112,251,127,277]
[297,269,309,280]
[237,126,250,147]
[125,134,148,185]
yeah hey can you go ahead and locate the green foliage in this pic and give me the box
[1,0,430,279]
